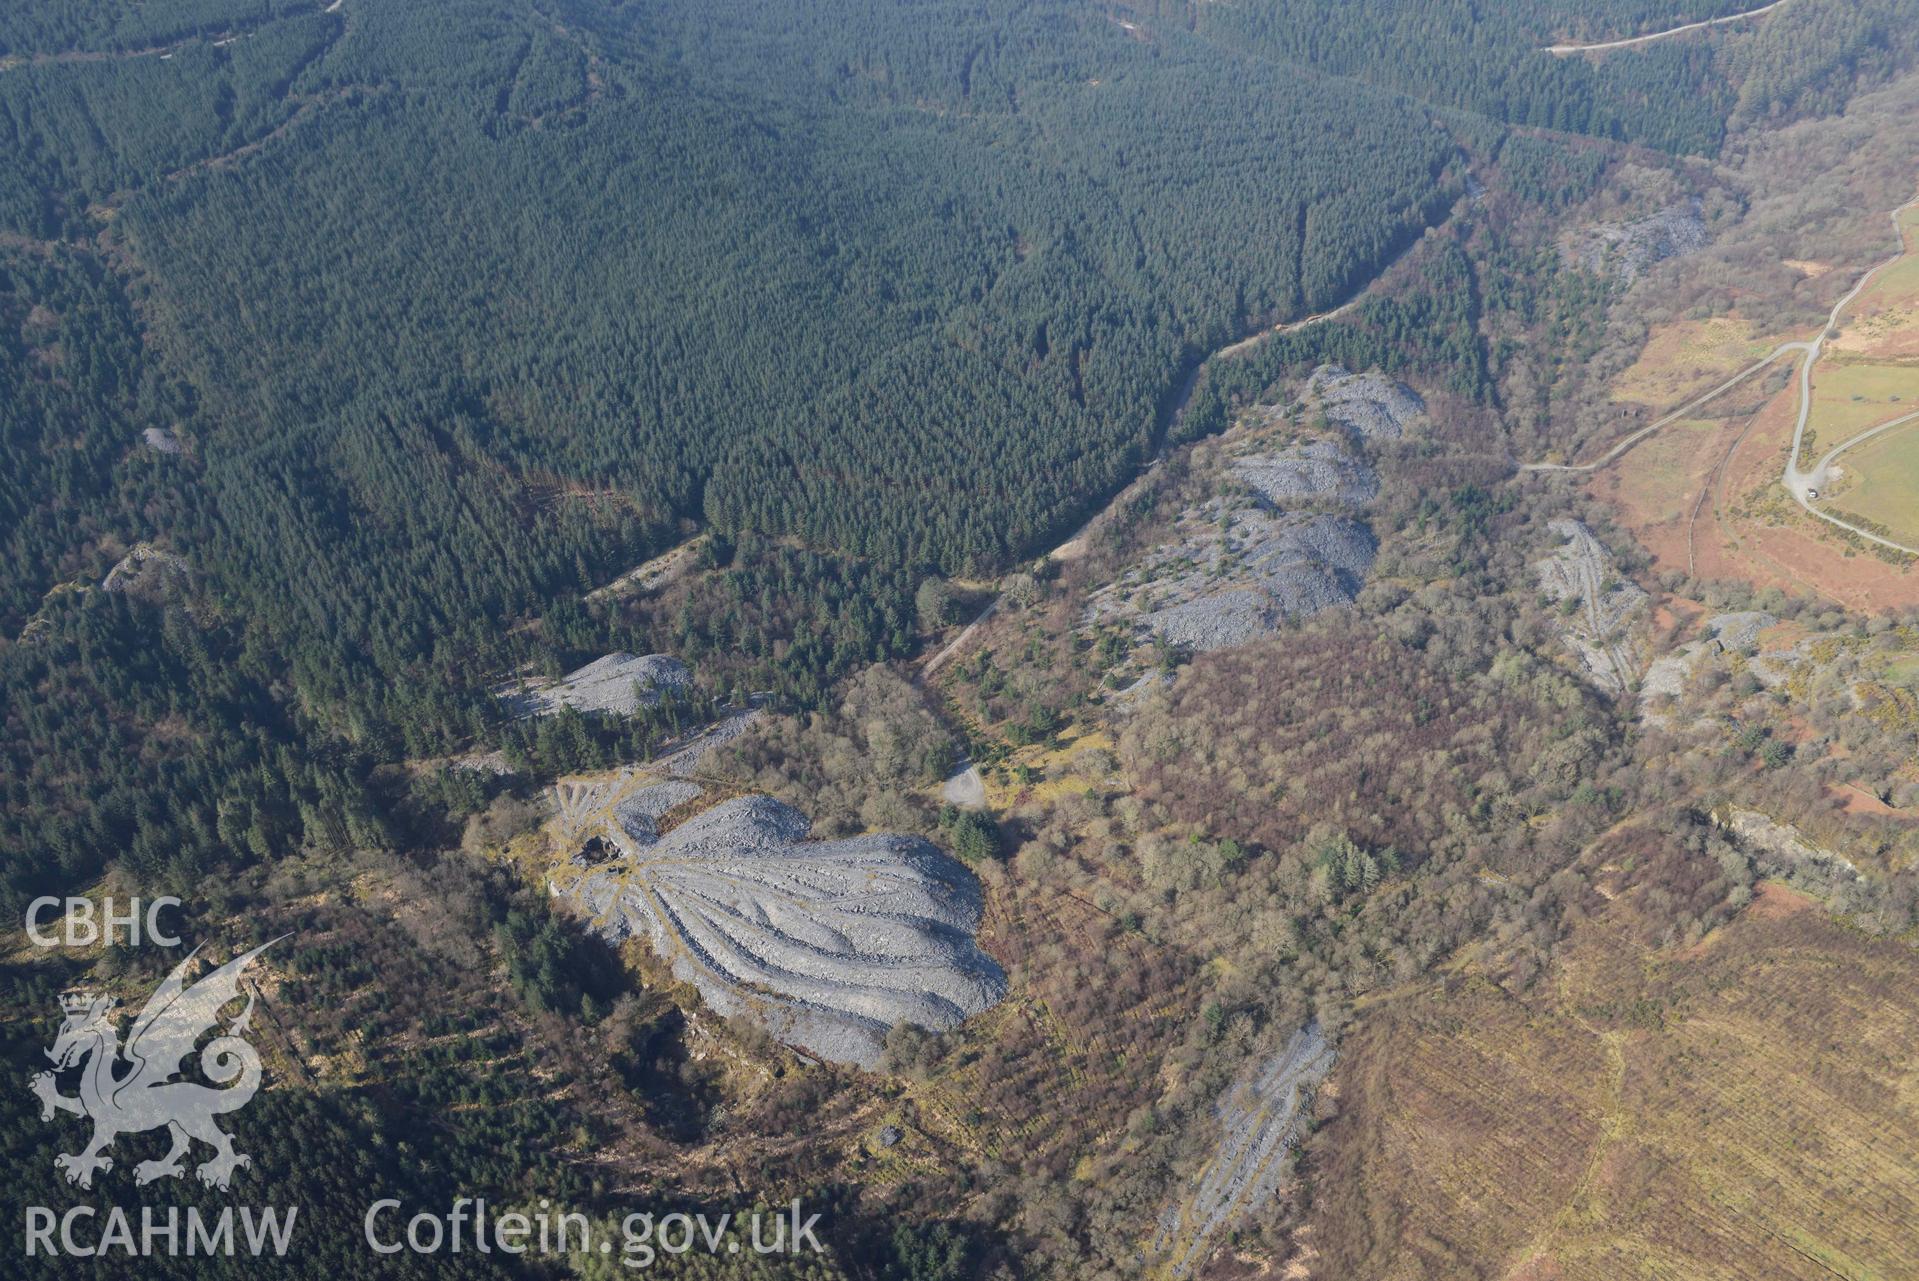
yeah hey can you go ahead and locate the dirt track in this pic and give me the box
[1782,192,1919,555]
[1589,384,1919,610]
[1528,187,1919,566]
[1544,1,1788,55]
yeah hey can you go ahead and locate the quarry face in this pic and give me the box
[500,652,693,718]
[1534,519,1651,696]
[1085,370,1417,653]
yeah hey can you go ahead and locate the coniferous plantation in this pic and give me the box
[6,0,1919,1277]
[2,0,1561,906]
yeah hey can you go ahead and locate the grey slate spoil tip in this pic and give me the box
[1305,364,1427,441]
[503,652,692,718]
[553,795,1006,1070]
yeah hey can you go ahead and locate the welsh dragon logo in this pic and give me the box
[30,939,282,1190]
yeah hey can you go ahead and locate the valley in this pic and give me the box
[5,2,1919,1279]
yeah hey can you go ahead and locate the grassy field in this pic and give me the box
[1848,206,1919,297]
[1302,863,1919,1281]
[1838,424,1919,545]
[1612,316,1769,407]
[1831,270,1919,356]
[1806,360,1919,439]
[1604,416,1726,525]
[1817,209,1919,546]
[1838,204,1919,347]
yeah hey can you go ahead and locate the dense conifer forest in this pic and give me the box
[0,0,1863,929]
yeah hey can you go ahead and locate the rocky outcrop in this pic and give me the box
[1708,610,1776,654]
[1108,669,1176,713]
[1092,507,1377,653]
[550,794,1005,1069]
[1720,808,1863,883]
[653,707,760,775]
[1570,200,1708,283]
[101,544,190,603]
[1639,612,1778,725]
[1085,378,1397,660]
[1232,437,1379,508]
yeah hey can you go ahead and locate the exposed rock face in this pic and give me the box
[585,535,706,603]
[587,779,703,849]
[1721,808,1863,882]
[1232,437,1379,508]
[501,652,691,718]
[654,707,760,774]
[550,795,1005,1069]
[449,749,515,776]
[1093,508,1377,653]
[940,760,986,810]
[1637,647,1697,725]
[141,427,183,455]
[1708,611,1777,654]
[1639,611,1785,726]
[1534,520,1649,696]
[1109,669,1176,712]
[101,543,190,602]
[1153,1023,1335,1276]
[1570,200,1708,283]
[1305,364,1426,441]
[1086,383,1393,661]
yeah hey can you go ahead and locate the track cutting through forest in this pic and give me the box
[922,198,1456,680]
[0,2,330,73]
[1520,342,1808,474]
[1543,1,1789,55]
[1523,189,1919,560]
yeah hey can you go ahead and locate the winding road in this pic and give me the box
[930,177,1919,687]
[1525,189,1919,559]
[1781,195,1919,542]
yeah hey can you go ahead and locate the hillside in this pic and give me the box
[7,2,1919,1279]
[1311,875,1919,1280]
